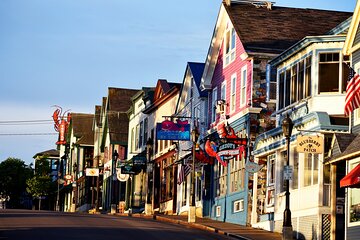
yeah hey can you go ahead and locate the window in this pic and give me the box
[292,148,299,189]
[139,121,143,148]
[221,82,226,101]
[212,87,218,122]
[305,56,312,97]
[348,161,360,223]
[215,162,227,197]
[144,118,148,144]
[353,65,360,125]
[318,52,350,93]
[230,153,245,193]
[216,206,221,217]
[161,157,174,202]
[279,151,286,193]
[135,124,140,150]
[131,127,135,152]
[230,74,236,112]
[278,55,312,110]
[267,154,276,185]
[278,72,285,109]
[240,66,247,106]
[303,153,319,187]
[224,27,236,66]
[233,199,244,213]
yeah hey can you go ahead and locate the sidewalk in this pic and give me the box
[117,213,282,240]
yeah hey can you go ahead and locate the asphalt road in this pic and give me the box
[0,209,233,240]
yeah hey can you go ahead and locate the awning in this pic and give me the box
[340,163,360,188]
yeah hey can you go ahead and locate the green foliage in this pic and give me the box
[0,158,33,208]
[34,155,52,176]
[26,175,55,198]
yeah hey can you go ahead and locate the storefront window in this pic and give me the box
[230,154,245,193]
[349,161,360,223]
[215,163,227,197]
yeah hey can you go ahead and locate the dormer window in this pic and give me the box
[224,27,236,66]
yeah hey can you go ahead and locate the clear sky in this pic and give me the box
[0,0,357,164]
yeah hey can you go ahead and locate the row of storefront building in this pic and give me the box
[33,1,360,239]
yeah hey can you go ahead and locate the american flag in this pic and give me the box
[345,65,360,116]
[177,164,192,185]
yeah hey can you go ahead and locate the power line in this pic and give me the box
[0,133,57,136]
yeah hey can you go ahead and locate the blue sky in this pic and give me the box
[0,0,357,164]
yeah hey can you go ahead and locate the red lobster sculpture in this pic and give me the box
[205,122,247,167]
[52,106,71,145]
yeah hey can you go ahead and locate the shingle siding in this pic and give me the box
[347,226,360,240]
[353,27,360,46]
[352,49,360,67]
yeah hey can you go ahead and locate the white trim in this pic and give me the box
[233,199,244,213]
[230,73,237,113]
[211,87,218,123]
[216,205,221,217]
[223,24,236,67]
[240,65,248,107]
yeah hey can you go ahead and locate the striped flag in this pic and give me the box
[345,65,360,116]
[177,164,192,185]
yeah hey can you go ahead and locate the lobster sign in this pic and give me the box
[52,106,71,145]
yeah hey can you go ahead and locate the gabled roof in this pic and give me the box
[71,113,94,146]
[327,133,359,163]
[107,87,139,112]
[33,149,59,159]
[143,79,181,114]
[343,0,360,55]
[225,3,352,54]
[188,62,206,97]
[201,1,352,90]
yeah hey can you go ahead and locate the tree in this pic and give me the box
[0,158,33,208]
[26,176,54,210]
[26,155,57,210]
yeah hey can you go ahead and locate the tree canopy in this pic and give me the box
[0,158,33,208]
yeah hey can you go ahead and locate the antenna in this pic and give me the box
[230,0,275,10]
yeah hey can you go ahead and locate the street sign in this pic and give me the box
[284,166,293,180]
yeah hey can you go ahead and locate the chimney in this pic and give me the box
[224,0,231,6]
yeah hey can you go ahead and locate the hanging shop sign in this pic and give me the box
[116,169,129,182]
[156,119,190,140]
[217,142,240,160]
[245,161,264,173]
[85,168,99,177]
[296,135,324,154]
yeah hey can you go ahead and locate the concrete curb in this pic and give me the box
[115,213,252,240]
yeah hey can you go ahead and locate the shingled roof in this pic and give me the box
[107,87,139,112]
[224,2,352,54]
[328,133,360,163]
[71,113,94,146]
[108,112,130,144]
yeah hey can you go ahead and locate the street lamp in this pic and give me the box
[189,127,199,223]
[111,150,119,214]
[281,113,293,240]
[72,163,78,212]
[145,138,153,215]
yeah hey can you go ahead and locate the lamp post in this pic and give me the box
[145,138,153,215]
[72,163,78,212]
[111,150,119,214]
[188,127,199,223]
[281,114,293,240]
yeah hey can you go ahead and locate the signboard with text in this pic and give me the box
[296,135,324,154]
[156,120,190,140]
